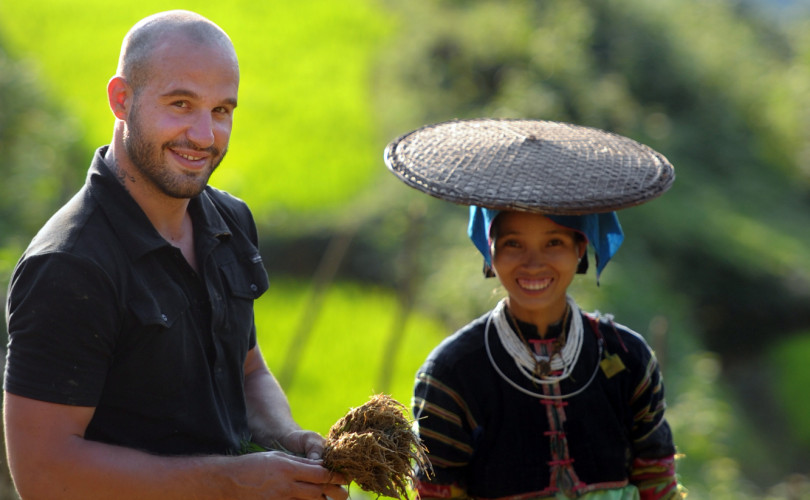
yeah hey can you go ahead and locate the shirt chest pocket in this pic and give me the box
[129,286,190,330]
[221,256,269,300]
[114,285,192,407]
[215,255,269,339]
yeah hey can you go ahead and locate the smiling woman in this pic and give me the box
[385,118,684,499]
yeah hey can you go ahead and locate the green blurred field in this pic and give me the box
[256,279,446,434]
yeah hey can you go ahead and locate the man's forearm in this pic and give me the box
[8,430,344,500]
[242,345,312,454]
[4,390,344,500]
[244,367,300,447]
[9,433,246,500]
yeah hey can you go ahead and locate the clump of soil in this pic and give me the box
[323,394,432,499]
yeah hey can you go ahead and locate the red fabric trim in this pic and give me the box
[610,322,629,353]
[586,314,603,340]
[529,338,557,346]
[415,481,456,499]
[631,455,682,500]
[639,482,679,500]
[539,399,568,407]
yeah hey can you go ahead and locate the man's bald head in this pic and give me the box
[116,10,238,94]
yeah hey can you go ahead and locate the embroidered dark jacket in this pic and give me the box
[412,306,676,498]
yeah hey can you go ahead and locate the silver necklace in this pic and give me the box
[484,297,602,400]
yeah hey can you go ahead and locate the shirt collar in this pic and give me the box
[87,146,231,261]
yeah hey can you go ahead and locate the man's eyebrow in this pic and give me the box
[161,88,198,99]
[160,89,238,108]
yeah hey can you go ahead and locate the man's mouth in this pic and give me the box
[166,141,218,165]
[176,151,205,161]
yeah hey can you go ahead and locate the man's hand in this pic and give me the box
[276,429,330,460]
[230,450,348,500]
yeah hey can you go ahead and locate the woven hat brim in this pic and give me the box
[384,119,674,215]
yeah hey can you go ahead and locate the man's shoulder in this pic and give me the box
[26,187,103,257]
[201,186,255,229]
[204,185,249,212]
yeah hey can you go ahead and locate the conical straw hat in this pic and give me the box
[384,118,674,214]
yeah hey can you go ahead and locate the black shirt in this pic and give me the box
[4,146,269,455]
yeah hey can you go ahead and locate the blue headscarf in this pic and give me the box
[468,206,624,282]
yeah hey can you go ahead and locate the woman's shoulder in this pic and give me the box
[583,311,657,365]
[423,310,492,368]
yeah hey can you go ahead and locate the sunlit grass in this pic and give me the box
[255,278,447,435]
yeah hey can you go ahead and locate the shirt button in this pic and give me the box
[249,284,258,292]
[161,314,168,322]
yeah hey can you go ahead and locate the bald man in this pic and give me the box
[3,11,347,499]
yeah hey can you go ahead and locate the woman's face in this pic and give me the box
[491,212,585,325]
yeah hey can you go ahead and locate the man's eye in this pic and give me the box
[172,101,189,108]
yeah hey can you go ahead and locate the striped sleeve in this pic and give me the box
[622,333,682,498]
[630,356,668,442]
[412,365,478,494]
[631,456,687,500]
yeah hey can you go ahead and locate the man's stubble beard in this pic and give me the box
[123,104,227,199]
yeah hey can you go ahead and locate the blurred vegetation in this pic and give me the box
[2,1,810,499]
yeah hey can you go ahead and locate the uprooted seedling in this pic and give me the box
[323,394,432,499]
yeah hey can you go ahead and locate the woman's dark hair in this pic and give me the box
[575,232,589,274]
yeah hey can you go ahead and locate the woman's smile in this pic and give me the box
[516,276,553,292]
[490,212,584,332]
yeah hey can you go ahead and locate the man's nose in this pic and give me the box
[187,111,215,149]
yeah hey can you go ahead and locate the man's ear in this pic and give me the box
[107,76,132,120]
